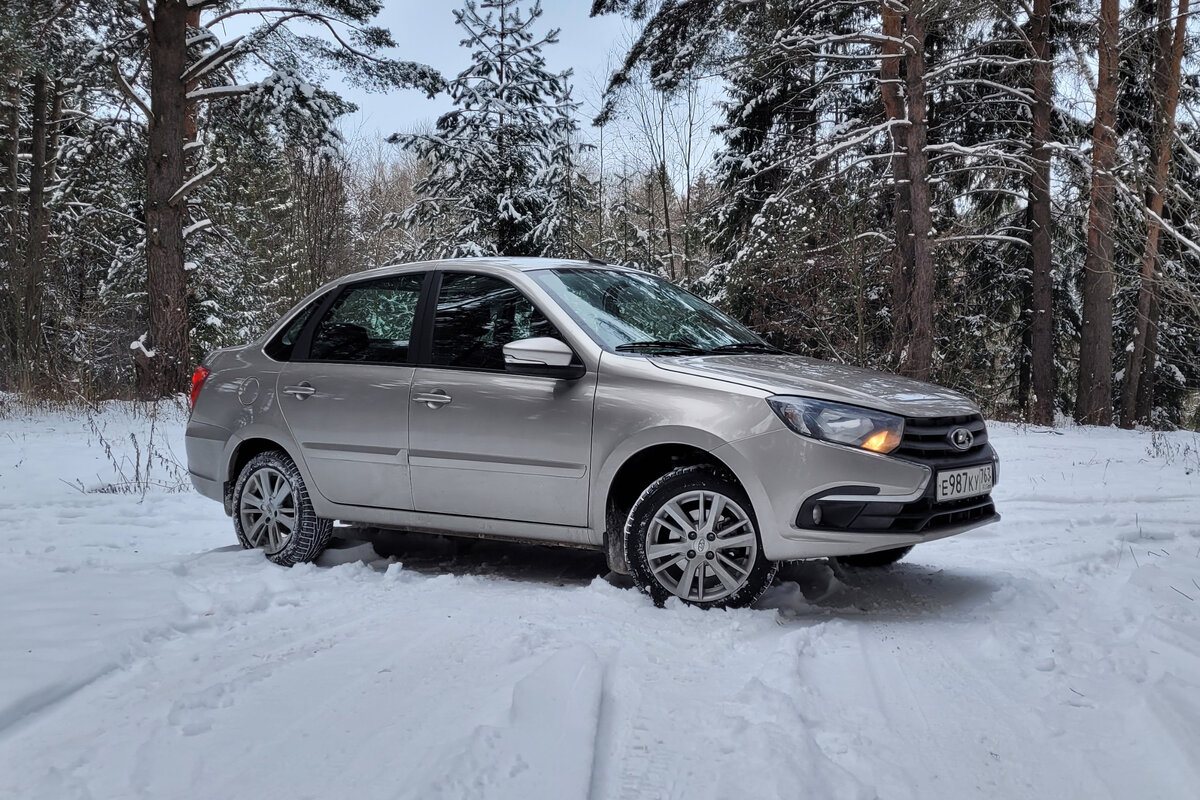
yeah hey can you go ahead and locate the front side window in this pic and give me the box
[308,273,424,364]
[531,268,772,354]
[430,272,561,370]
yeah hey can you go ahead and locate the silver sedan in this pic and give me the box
[186,258,999,608]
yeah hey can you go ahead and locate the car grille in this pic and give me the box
[895,413,991,470]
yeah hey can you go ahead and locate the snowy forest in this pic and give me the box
[1,0,1199,430]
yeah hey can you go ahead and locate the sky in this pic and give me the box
[303,1,631,143]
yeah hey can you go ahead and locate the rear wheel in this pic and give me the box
[625,466,777,609]
[835,545,913,569]
[233,451,332,566]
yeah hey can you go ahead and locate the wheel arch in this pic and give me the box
[596,427,764,574]
[221,427,308,515]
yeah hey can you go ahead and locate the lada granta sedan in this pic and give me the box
[186,258,999,608]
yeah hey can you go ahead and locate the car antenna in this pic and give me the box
[573,240,608,266]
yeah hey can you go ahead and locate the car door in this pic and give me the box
[276,271,427,510]
[408,270,596,527]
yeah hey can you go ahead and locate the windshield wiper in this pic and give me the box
[705,342,785,354]
[614,340,708,355]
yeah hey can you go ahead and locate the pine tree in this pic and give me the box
[592,0,1106,418]
[1076,0,1120,425]
[0,0,169,395]
[94,0,442,397]
[391,0,586,259]
[1120,0,1192,427]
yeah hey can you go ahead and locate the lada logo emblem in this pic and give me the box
[949,427,974,450]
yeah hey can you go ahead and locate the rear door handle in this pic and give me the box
[282,382,315,399]
[412,390,452,408]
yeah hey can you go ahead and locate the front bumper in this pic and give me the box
[796,471,996,534]
[711,429,1000,561]
[760,513,1001,560]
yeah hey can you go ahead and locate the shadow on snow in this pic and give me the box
[297,527,1004,620]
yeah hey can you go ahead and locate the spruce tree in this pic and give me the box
[392,0,587,259]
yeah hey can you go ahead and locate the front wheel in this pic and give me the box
[625,466,777,609]
[233,451,332,566]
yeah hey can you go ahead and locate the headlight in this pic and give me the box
[767,396,905,454]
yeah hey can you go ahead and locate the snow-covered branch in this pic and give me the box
[182,36,246,83]
[168,163,221,206]
[110,61,151,120]
[186,84,258,102]
[182,219,213,239]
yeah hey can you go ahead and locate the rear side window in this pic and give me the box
[308,273,424,364]
[430,272,561,371]
[264,292,328,361]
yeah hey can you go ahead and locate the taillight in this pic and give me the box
[190,366,211,409]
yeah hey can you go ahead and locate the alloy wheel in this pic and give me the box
[238,466,296,555]
[644,490,758,603]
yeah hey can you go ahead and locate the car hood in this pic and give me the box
[650,354,980,417]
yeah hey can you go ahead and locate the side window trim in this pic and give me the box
[419,270,579,374]
[291,285,343,362]
[409,270,442,367]
[262,290,329,362]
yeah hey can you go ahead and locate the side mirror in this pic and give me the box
[502,337,585,380]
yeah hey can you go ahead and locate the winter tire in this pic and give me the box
[233,451,332,566]
[835,545,913,569]
[625,465,777,609]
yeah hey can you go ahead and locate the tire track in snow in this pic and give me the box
[1,567,618,800]
[588,614,878,800]
[0,662,123,741]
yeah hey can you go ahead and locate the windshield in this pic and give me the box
[531,268,774,354]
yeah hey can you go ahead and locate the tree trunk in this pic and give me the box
[881,0,914,367]
[1017,276,1033,415]
[1120,0,1189,427]
[1075,0,1119,426]
[20,71,50,376]
[1135,292,1160,422]
[658,163,675,279]
[47,80,63,185]
[654,98,674,278]
[1027,0,1055,425]
[138,0,191,397]
[900,0,934,380]
[3,70,23,374]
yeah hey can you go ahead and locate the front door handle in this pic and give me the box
[412,390,452,408]
[282,382,315,399]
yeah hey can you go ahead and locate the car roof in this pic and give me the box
[343,257,641,282]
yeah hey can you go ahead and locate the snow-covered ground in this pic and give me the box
[1,399,1198,799]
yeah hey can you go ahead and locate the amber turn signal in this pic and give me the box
[860,428,902,454]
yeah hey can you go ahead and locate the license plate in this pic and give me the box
[936,464,994,502]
